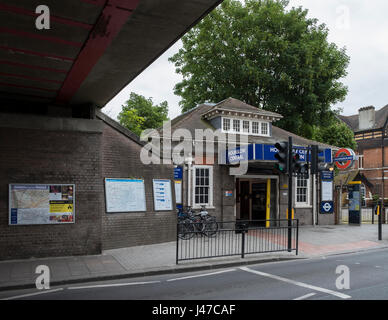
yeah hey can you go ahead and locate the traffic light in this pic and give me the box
[291,152,301,173]
[291,151,309,178]
[274,141,289,174]
[311,145,327,174]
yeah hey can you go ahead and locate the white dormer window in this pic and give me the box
[223,118,231,131]
[233,119,240,132]
[220,117,270,137]
[252,121,260,134]
[261,122,268,135]
[243,120,250,133]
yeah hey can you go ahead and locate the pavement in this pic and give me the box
[1,223,388,292]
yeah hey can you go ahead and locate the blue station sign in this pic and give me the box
[227,144,332,164]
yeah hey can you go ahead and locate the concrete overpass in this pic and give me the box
[0,0,222,116]
[0,0,223,260]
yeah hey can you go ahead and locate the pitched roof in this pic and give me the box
[339,104,388,132]
[167,101,338,149]
[203,97,283,120]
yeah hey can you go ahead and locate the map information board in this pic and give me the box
[153,179,173,211]
[105,178,146,213]
[9,184,75,225]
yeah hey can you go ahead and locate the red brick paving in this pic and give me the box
[247,230,380,256]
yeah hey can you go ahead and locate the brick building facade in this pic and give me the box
[339,105,388,206]
[0,111,176,261]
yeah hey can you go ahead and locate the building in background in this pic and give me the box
[339,105,388,207]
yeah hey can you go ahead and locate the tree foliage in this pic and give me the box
[169,0,350,139]
[312,120,357,150]
[118,92,169,136]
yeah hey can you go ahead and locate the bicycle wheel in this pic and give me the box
[178,219,195,240]
[203,216,218,237]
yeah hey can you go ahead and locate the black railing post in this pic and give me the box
[241,229,245,259]
[176,222,179,264]
[296,219,299,255]
[288,136,293,252]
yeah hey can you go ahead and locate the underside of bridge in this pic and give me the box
[0,0,222,117]
[0,0,223,260]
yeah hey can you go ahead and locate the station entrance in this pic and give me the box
[236,177,278,226]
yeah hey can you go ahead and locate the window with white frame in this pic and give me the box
[358,155,364,169]
[261,122,269,135]
[360,184,366,207]
[252,121,260,134]
[242,120,250,133]
[223,118,230,132]
[295,175,310,206]
[193,165,213,207]
[233,119,240,133]
[220,117,271,137]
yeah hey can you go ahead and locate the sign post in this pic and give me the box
[348,181,361,225]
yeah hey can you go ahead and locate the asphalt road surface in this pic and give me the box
[2,248,388,301]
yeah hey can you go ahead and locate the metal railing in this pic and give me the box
[176,219,299,264]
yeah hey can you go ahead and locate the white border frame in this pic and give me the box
[9,183,76,226]
[105,178,146,213]
[192,165,214,209]
[153,179,173,211]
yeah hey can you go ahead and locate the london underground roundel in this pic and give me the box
[334,148,356,170]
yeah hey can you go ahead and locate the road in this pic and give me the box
[1,248,388,301]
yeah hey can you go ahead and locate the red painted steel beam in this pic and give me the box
[0,3,93,30]
[0,45,74,62]
[56,0,139,104]
[0,81,58,92]
[0,60,68,74]
[80,0,106,6]
[0,27,82,47]
[0,72,63,84]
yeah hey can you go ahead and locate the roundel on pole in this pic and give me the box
[334,148,356,170]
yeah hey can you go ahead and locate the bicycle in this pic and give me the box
[198,206,218,237]
[177,206,219,239]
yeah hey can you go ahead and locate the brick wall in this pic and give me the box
[101,123,176,250]
[0,126,103,260]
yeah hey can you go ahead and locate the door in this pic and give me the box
[239,181,250,220]
[251,182,267,224]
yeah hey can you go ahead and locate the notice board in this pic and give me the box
[153,179,173,211]
[105,178,146,213]
[9,184,75,225]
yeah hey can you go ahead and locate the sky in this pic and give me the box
[101,0,388,121]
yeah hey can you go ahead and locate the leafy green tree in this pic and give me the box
[169,0,350,138]
[312,120,357,150]
[118,92,169,136]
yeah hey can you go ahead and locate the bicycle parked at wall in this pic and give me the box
[177,206,218,239]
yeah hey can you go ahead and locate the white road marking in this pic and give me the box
[1,288,64,300]
[240,267,351,299]
[167,269,236,282]
[293,293,316,300]
[68,281,160,290]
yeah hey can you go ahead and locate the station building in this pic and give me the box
[161,98,339,226]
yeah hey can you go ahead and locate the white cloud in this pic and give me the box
[102,0,388,121]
